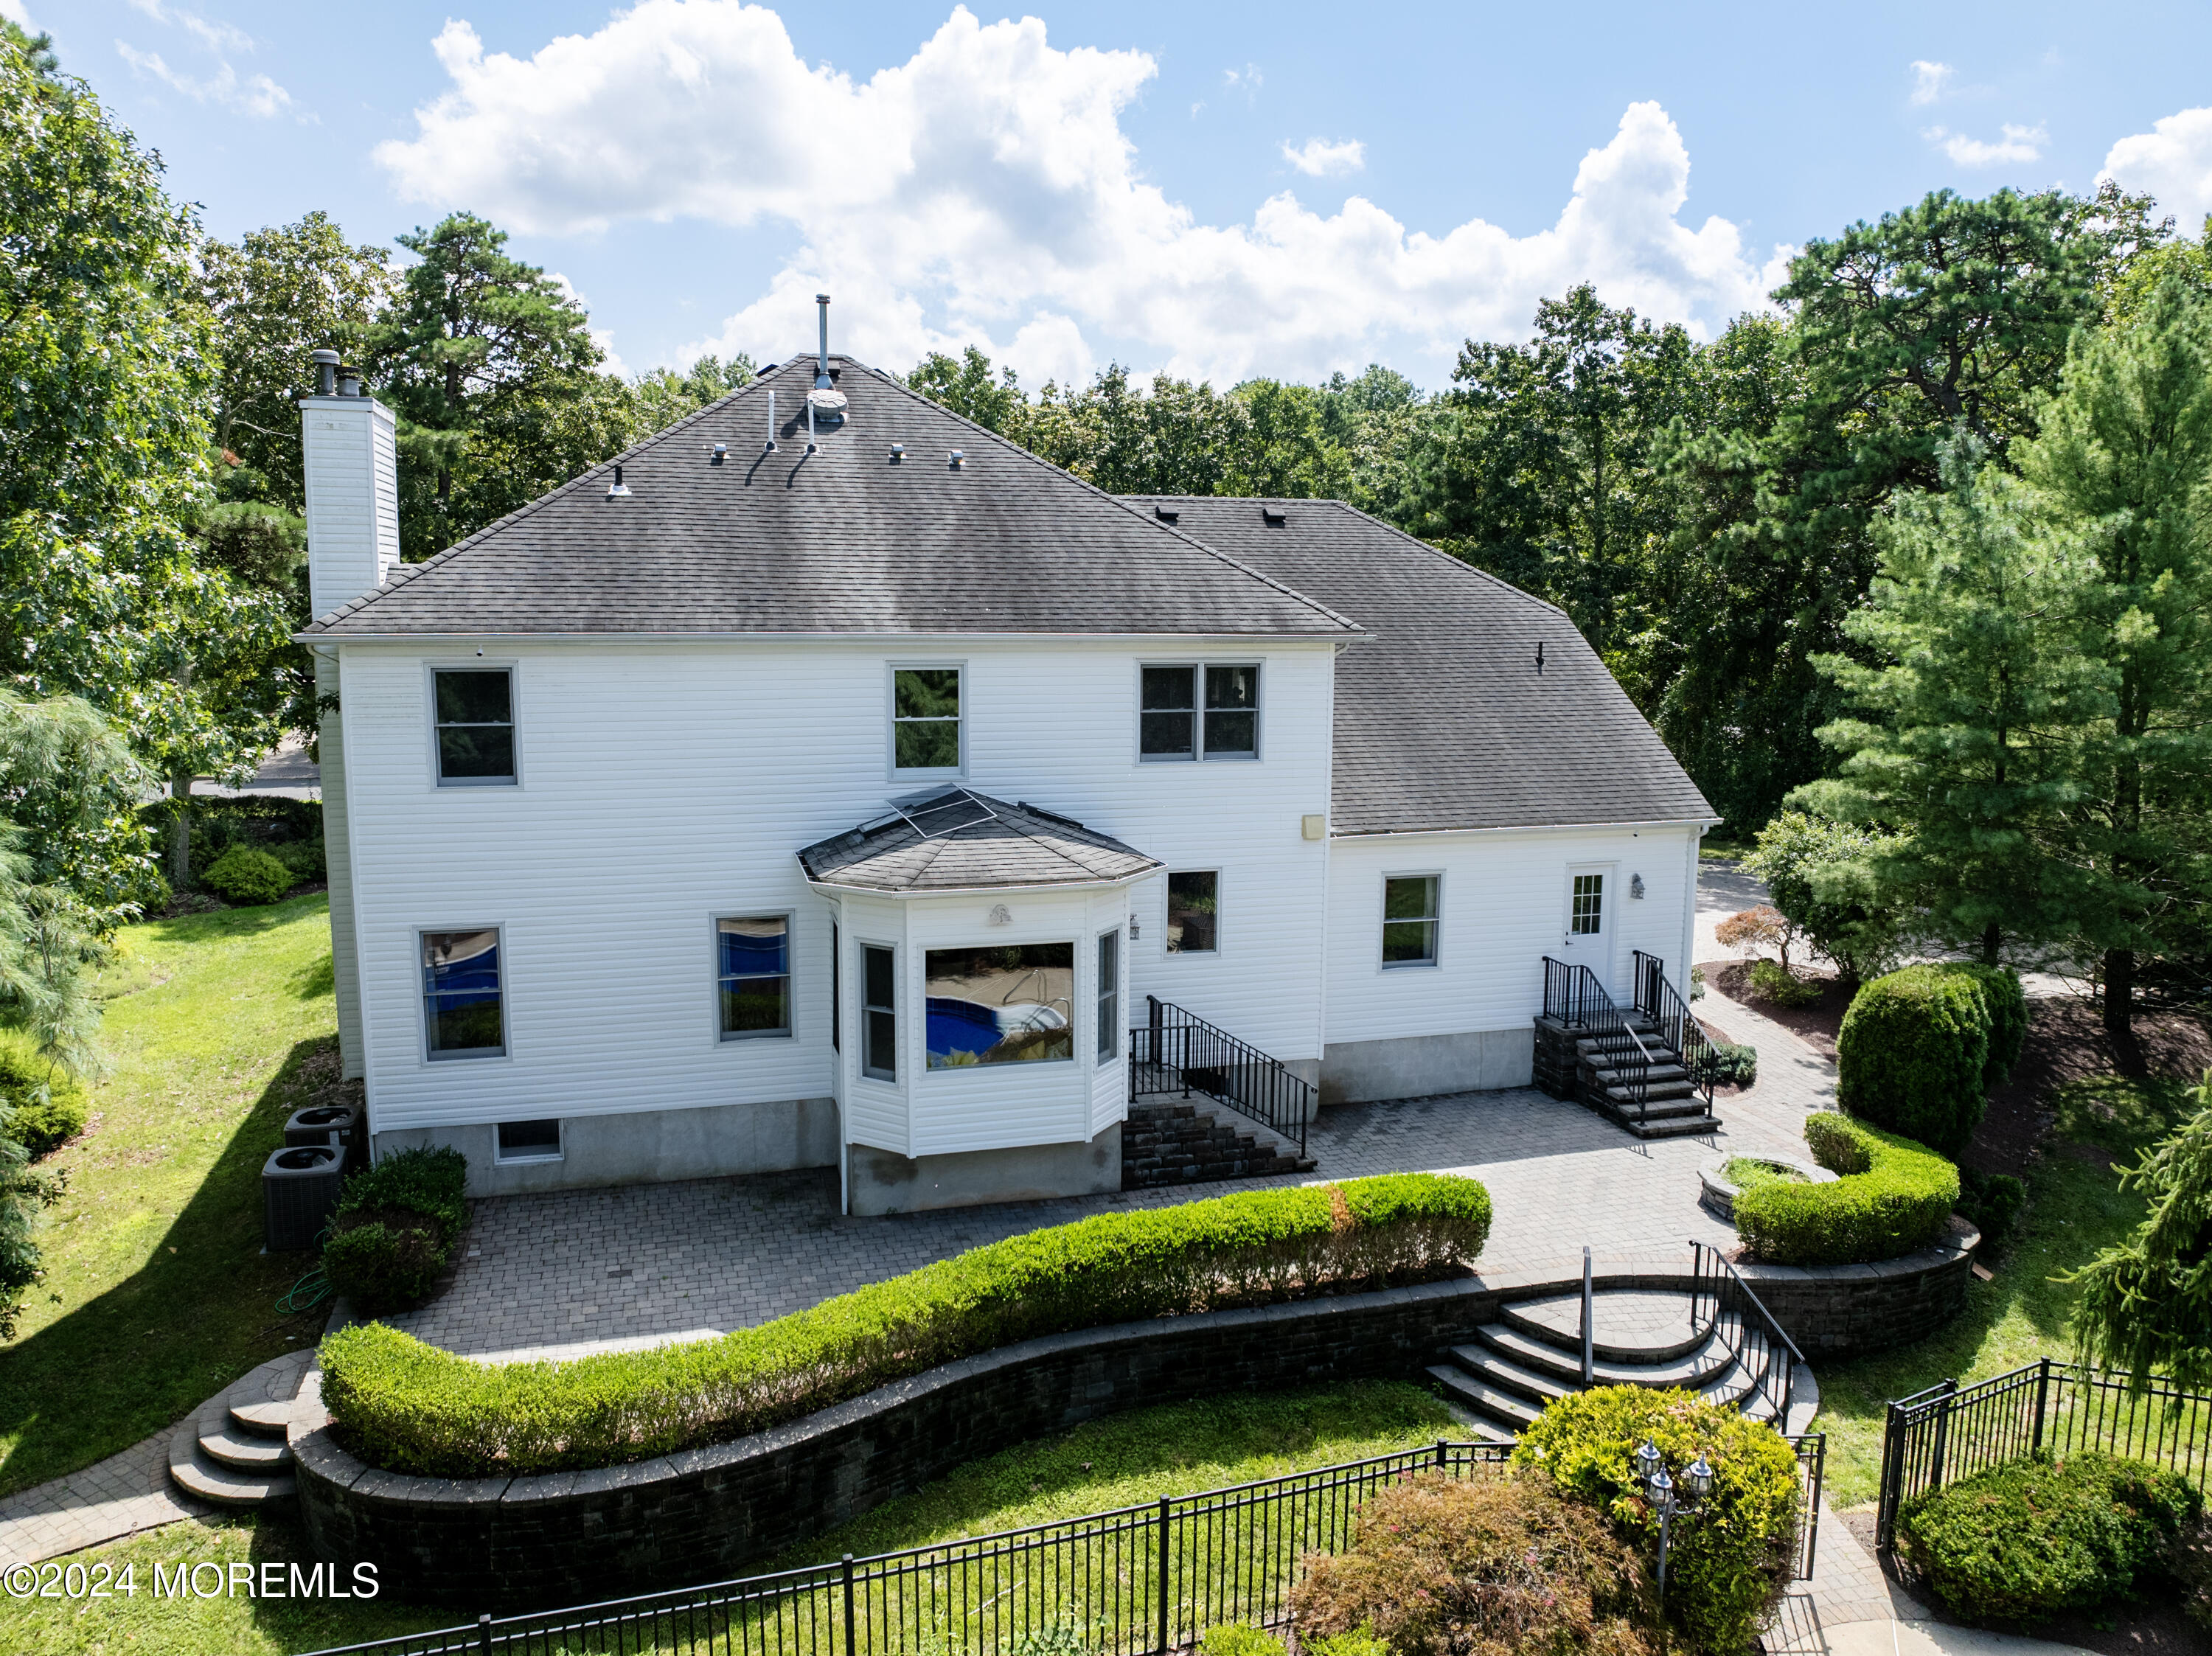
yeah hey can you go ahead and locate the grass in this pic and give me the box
[0,894,340,1497]
[1809,1075,2191,1509]
[9,1381,1455,1655]
[1722,1155,1805,1193]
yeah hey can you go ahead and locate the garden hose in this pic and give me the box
[278,1262,331,1315]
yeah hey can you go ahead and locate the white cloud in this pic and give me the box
[2101,105,2212,229]
[125,0,252,55]
[1908,60,1952,106]
[1924,122,2045,167]
[115,41,292,116]
[1281,136,1364,177]
[375,2,1789,386]
[0,0,34,29]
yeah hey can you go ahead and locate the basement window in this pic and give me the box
[433,669,516,785]
[495,1119,562,1163]
[1139,664,1260,760]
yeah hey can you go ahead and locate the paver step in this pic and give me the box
[1465,1324,1734,1391]
[1424,1365,1540,1436]
[198,1422,292,1472]
[1502,1291,1707,1363]
[1593,1105,1723,1139]
[167,1426,296,1507]
[1443,1346,1573,1408]
[1587,1062,1691,1084]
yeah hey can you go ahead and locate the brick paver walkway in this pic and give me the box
[0,1425,211,1569]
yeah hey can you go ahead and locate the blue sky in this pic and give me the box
[25,0,2212,388]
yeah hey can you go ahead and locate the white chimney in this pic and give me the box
[299,349,400,616]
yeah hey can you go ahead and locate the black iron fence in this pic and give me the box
[1630,950,1717,1112]
[1688,1239,1804,1432]
[1130,996,1310,1155]
[302,1434,1826,1656]
[1877,1357,2212,1548]
[1540,956,1660,1124]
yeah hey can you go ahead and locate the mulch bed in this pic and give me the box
[1700,959,1849,1062]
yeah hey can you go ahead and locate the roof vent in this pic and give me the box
[311,348,339,397]
[710,442,727,466]
[336,364,363,397]
[889,442,904,463]
[1535,640,1546,675]
[948,449,965,470]
[764,389,779,453]
[606,464,631,498]
[1153,504,1180,523]
[1262,507,1287,526]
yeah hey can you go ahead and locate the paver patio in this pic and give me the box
[390,983,1829,1364]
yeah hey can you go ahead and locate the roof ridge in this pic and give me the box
[838,363,1364,638]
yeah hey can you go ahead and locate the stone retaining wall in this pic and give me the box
[1738,1217,1981,1359]
[293,1231,1979,1611]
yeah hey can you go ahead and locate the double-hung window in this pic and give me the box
[1382,876,1440,968]
[862,944,897,1081]
[434,669,516,784]
[892,667,961,773]
[1096,930,1120,1060]
[422,929,505,1058]
[1139,664,1260,761]
[1166,870,1219,954]
[717,916,790,1038]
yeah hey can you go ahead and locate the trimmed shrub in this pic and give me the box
[1514,1387,1800,1655]
[1197,1627,1285,1656]
[1703,1041,1758,1089]
[1291,1467,1661,1656]
[1734,1113,1959,1266]
[1836,964,1990,1156]
[202,844,292,905]
[1748,959,1819,1007]
[1956,1167,2027,1256]
[321,1146,469,1314]
[1898,1450,2199,1624]
[1949,964,2027,1090]
[321,1174,1493,1477]
[270,838,327,882]
[0,1040,88,1160]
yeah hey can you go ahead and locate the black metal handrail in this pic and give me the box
[1875,1357,2212,1549]
[299,1432,1824,1656]
[1688,1239,1804,1435]
[1632,950,1717,1112]
[1130,995,1310,1155]
[1541,956,1658,1124]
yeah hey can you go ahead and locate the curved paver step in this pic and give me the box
[1446,1345,1573,1409]
[167,1427,296,1507]
[1425,1364,1541,1436]
[223,1350,317,1439]
[198,1422,291,1472]
[1502,1291,1707,1364]
[1466,1323,1735,1391]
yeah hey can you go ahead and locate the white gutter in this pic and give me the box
[801,869,1161,900]
[292,628,1367,646]
[1329,815,1722,841]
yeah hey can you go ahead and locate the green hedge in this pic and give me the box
[1951,964,2027,1090]
[1515,1386,1799,1655]
[1899,1450,2199,1624]
[203,844,292,905]
[322,1147,469,1314]
[1835,964,1990,1156]
[1732,1113,1959,1266]
[320,1174,1492,1478]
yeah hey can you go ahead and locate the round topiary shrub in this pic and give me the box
[1514,1386,1801,1655]
[1733,1113,1960,1267]
[1836,964,1990,1156]
[1898,1450,2200,1624]
[1949,964,2027,1090]
[202,843,293,905]
[1291,1467,1662,1656]
[0,1043,88,1160]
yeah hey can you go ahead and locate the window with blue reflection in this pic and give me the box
[718,916,790,1037]
[422,929,504,1058]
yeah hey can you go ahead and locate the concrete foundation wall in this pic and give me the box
[373,1097,838,1197]
[1320,1027,1532,1106]
[849,1126,1120,1215]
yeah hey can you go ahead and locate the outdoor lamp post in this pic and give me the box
[1634,1442,1717,1596]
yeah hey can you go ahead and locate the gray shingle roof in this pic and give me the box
[798,788,1160,893]
[304,358,1359,641]
[1123,497,1716,836]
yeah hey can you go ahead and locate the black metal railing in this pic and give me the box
[1130,995,1310,1155]
[300,1433,1826,1656]
[1631,950,1717,1113]
[1540,956,1659,1124]
[1688,1239,1804,1435]
[1875,1357,2212,1549]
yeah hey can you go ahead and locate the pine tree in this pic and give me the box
[2019,275,2212,1040]
[1794,438,2105,964]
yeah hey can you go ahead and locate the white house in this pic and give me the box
[296,313,1716,1214]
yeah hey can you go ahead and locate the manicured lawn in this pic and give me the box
[11,1382,1454,1655]
[0,896,340,1497]
[1810,1076,2189,1508]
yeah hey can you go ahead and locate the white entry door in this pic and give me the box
[1562,863,1617,993]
